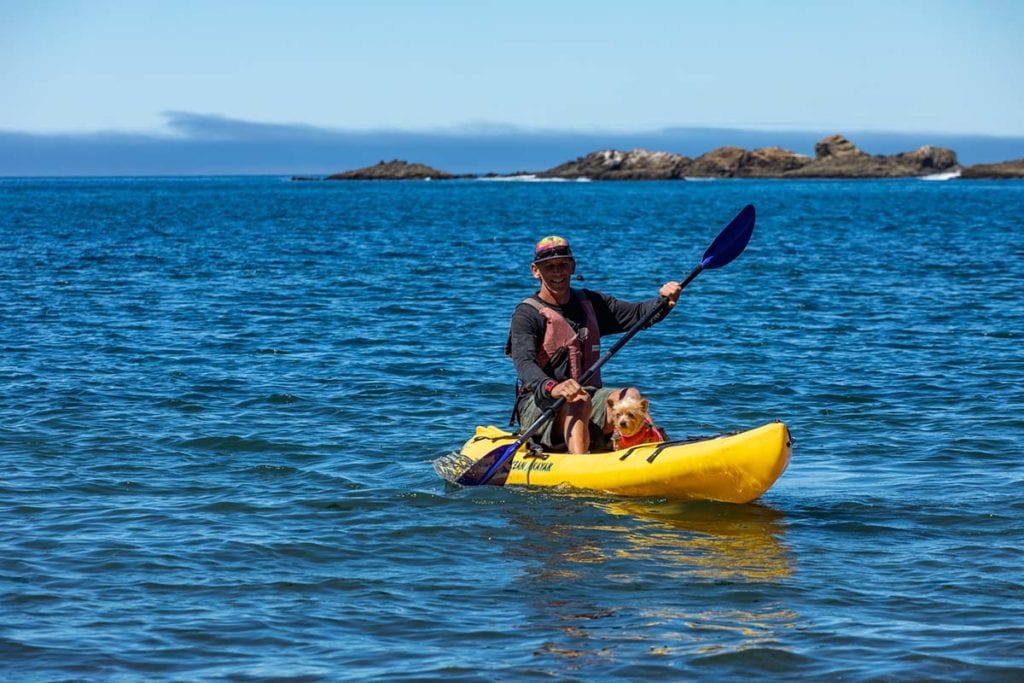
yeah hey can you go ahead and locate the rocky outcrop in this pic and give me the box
[536,146,810,179]
[537,149,691,180]
[893,145,959,173]
[535,135,957,179]
[326,160,457,180]
[685,146,747,177]
[685,146,809,177]
[815,134,865,160]
[788,135,959,177]
[959,159,1024,179]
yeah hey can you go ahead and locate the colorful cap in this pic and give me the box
[533,235,574,263]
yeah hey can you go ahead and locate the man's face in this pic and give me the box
[532,257,575,294]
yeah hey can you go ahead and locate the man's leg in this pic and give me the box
[560,396,592,454]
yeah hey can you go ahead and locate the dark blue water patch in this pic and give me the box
[174,435,312,454]
[235,393,304,407]
[154,397,205,413]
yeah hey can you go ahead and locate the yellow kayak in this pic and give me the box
[445,421,791,503]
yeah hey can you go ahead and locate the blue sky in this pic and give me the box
[2,0,1023,173]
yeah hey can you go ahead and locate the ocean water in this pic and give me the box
[1,176,1022,681]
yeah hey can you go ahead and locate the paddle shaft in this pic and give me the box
[477,263,704,483]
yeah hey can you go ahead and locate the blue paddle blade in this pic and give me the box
[700,204,755,270]
[455,442,517,486]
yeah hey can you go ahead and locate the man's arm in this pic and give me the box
[588,290,668,334]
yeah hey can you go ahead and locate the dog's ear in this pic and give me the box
[640,398,650,414]
[606,395,616,411]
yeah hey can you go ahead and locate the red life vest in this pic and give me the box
[612,419,666,448]
[522,290,602,387]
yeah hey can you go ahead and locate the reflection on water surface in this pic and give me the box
[505,497,798,667]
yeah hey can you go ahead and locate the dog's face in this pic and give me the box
[606,394,649,437]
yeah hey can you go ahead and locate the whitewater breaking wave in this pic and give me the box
[920,170,962,181]
[476,175,591,182]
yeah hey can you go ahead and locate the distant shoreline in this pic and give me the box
[306,134,1024,181]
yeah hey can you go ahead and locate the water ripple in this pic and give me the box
[1,177,1022,680]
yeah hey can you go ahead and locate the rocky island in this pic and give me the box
[536,135,959,179]
[309,134,1024,181]
[537,149,691,180]
[959,159,1024,179]
[326,159,460,180]
[786,135,958,178]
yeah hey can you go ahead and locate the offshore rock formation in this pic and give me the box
[685,146,810,177]
[326,159,457,180]
[787,135,959,178]
[535,135,959,179]
[536,149,691,180]
[959,159,1024,179]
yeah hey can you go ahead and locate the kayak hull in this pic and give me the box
[456,421,791,503]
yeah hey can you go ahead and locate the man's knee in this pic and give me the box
[565,395,593,419]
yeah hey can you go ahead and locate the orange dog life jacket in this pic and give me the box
[613,419,666,449]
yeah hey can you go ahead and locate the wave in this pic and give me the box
[920,169,962,181]
[476,175,591,183]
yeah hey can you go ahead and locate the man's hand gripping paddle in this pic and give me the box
[455,204,756,486]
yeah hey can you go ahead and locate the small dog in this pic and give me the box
[606,393,668,449]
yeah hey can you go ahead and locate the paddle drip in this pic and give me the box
[432,451,479,485]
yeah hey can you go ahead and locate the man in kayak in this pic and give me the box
[507,236,682,453]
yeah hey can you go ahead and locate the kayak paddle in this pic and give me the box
[456,204,756,486]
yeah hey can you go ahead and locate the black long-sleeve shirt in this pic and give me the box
[507,287,668,394]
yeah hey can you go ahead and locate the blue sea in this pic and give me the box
[2,176,1022,681]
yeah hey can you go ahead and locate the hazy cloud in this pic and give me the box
[161,111,340,142]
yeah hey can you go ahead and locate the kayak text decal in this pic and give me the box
[511,460,553,473]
